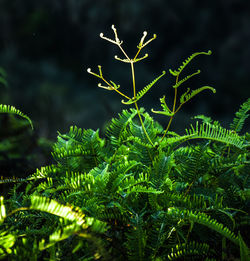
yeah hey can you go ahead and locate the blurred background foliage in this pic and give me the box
[0,0,249,145]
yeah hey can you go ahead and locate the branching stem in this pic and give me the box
[160,75,179,142]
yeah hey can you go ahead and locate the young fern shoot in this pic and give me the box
[151,50,216,142]
[87,26,216,146]
[87,25,163,146]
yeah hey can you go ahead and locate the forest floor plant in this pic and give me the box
[0,25,249,260]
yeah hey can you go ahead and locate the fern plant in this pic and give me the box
[0,27,249,260]
[0,67,33,129]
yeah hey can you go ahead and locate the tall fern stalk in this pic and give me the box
[88,25,157,146]
[88,26,217,147]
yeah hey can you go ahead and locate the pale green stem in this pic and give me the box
[160,82,178,142]
[101,77,131,100]
[130,62,154,146]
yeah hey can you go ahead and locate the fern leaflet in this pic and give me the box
[122,71,166,105]
[230,98,250,133]
[169,50,212,76]
[180,86,216,104]
[173,70,201,89]
[0,104,33,129]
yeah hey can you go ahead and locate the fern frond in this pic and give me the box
[126,184,162,195]
[52,147,91,160]
[121,71,166,105]
[144,215,168,258]
[173,70,201,89]
[30,196,86,226]
[180,86,216,104]
[193,114,213,124]
[167,241,211,260]
[106,108,139,147]
[0,230,16,256]
[38,223,82,250]
[126,136,155,148]
[129,111,158,145]
[168,208,238,245]
[0,176,26,184]
[58,125,84,143]
[230,98,250,133]
[151,153,175,189]
[64,171,88,190]
[120,173,150,192]
[38,218,106,251]
[97,207,130,224]
[0,104,33,129]
[28,165,59,180]
[185,122,245,148]
[169,50,212,76]
[125,214,146,261]
[238,232,250,261]
[106,161,142,193]
[163,122,245,148]
[151,96,174,117]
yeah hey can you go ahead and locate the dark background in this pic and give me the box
[0,0,249,140]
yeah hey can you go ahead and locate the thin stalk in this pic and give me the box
[118,44,130,61]
[134,101,154,146]
[134,48,142,60]
[102,77,131,100]
[160,77,179,142]
[130,62,154,146]
[130,62,137,97]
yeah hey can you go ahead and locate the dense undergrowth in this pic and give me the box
[0,26,249,260]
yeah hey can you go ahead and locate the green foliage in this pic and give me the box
[179,86,216,104]
[0,67,33,129]
[169,50,212,77]
[0,104,33,130]
[121,71,166,105]
[230,98,250,133]
[0,27,249,260]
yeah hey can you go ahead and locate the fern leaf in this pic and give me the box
[193,114,213,124]
[167,241,211,260]
[230,98,250,133]
[173,70,201,89]
[180,86,216,104]
[30,196,86,226]
[126,136,155,148]
[185,121,245,148]
[122,71,166,105]
[163,122,245,148]
[169,50,212,76]
[151,96,174,116]
[0,104,33,129]
[0,176,26,184]
[28,165,59,180]
[238,232,250,261]
[58,125,84,143]
[38,219,106,251]
[0,230,16,256]
[38,223,82,250]
[168,208,238,245]
[144,217,167,258]
[52,147,91,160]
[125,214,146,261]
[106,108,139,147]
[151,153,175,189]
[126,184,162,195]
